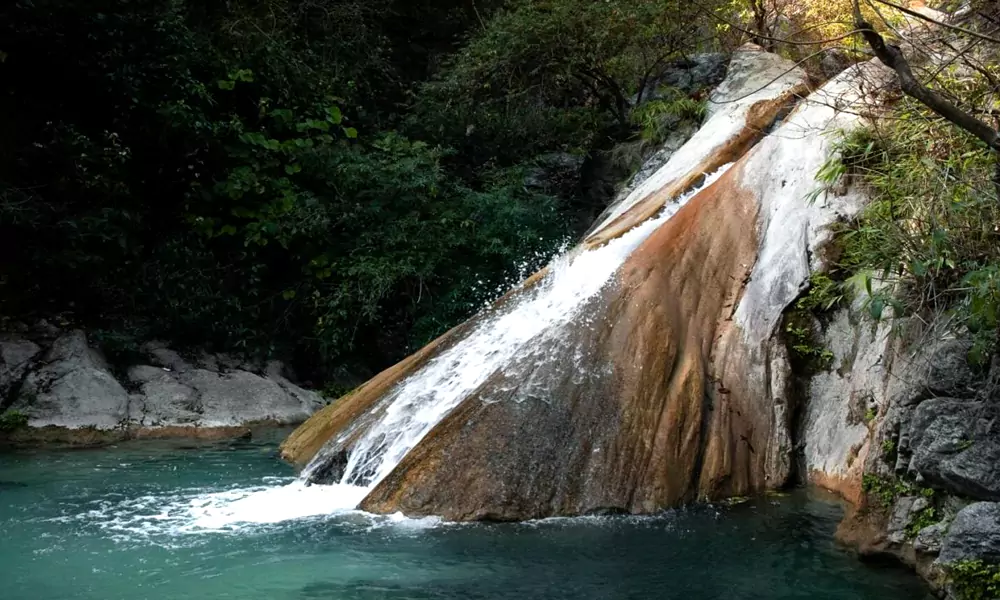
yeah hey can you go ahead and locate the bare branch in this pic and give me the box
[851,0,1000,151]
[871,0,1000,45]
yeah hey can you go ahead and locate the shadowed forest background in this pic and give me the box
[2,0,998,389]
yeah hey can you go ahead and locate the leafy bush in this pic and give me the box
[0,0,571,379]
[861,473,933,508]
[820,97,1000,364]
[0,410,29,432]
[950,560,1000,600]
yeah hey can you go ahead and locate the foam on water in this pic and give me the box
[65,164,732,540]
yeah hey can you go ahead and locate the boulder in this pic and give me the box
[819,49,854,80]
[888,496,919,545]
[127,359,325,428]
[914,522,948,555]
[908,399,1000,500]
[13,330,129,430]
[0,337,41,403]
[938,502,1000,564]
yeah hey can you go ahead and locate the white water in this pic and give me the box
[85,165,732,535]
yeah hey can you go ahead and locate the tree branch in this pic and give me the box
[852,0,1000,151]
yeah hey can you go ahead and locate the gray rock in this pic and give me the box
[820,49,853,79]
[651,53,728,97]
[523,153,584,193]
[141,341,193,373]
[888,496,918,545]
[13,330,129,430]
[0,338,41,402]
[914,521,949,555]
[939,502,1000,564]
[924,338,982,400]
[908,399,1000,500]
[127,358,325,428]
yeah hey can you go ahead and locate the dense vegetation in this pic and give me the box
[0,0,728,382]
[2,0,997,383]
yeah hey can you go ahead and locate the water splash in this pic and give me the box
[70,164,733,537]
[309,163,734,492]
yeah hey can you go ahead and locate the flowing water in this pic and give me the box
[0,433,927,600]
[305,165,734,495]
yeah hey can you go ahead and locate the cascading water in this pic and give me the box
[279,164,729,503]
[65,165,732,535]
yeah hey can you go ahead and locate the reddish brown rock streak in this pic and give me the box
[359,158,785,520]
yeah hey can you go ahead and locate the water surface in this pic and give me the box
[0,432,927,600]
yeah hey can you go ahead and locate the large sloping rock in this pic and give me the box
[283,45,811,472]
[13,330,129,429]
[284,52,895,521]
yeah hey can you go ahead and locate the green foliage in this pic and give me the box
[862,474,909,507]
[797,272,848,313]
[409,0,718,172]
[949,560,1000,600]
[861,473,934,509]
[630,90,707,145]
[864,407,877,423]
[0,0,571,380]
[820,97,1000,364]
[905,505,939,538]
[0,410,29,432]
[881,438,898,463]
[785,318,835,369]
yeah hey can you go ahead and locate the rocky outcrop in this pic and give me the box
[14,330,130,430]
[795,305,1000,596]
[283,48,897,521]
[1,328,325,442]
[939,503,1000,565]
[909,399,1000,501]
[0,336,41,406]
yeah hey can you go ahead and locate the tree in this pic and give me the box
[409,0,716,170]
[851,0,1000,154]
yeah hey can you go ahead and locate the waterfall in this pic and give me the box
[301,164,734,493]
[91,163,732,535]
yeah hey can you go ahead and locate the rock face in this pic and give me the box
[939,503,1000,564]
[14,331,130,430]
[0,337,41,405]
[284,49,895,521]
[2,329,324,436]
[909,399,1000,501]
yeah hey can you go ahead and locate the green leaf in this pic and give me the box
[282,290,296,300]
[344,127,358,139]
[869,297,885,321]
[327,106,343,125]
[284,163,302,175]
[217,80,235,90]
